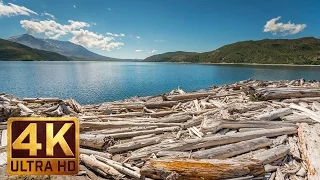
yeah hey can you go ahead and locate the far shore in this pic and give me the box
[155,61,320,67]
[1,60,320,67]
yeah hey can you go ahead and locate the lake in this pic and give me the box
[0,61,319,104]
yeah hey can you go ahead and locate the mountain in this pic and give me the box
[8,34,116,60]
[0,38,70,61]
[144,37,320,65]
[144,51,198,62]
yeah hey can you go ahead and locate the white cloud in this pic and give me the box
[148,50,157,53]
[70,29,123,51]
[0,1,37,17]
[20,18,124,51]
[135,50,143,52]
[20,19,90,39]
[106,32,125,37]
[41,11,55,19]
[73,5,76,8]
[263,16,306,36]
[107,8,111,11]
[136,36,140,39]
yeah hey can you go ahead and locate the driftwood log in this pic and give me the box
[174,127,297,151]
[298,123,320,180]
[141,158,264,179]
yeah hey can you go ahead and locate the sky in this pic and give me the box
[0,0,319,59]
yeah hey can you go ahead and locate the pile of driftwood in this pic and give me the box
[1,78,320,180]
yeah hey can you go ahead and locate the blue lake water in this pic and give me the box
[0,61,319,104]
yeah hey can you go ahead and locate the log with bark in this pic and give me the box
[141,158,264,179]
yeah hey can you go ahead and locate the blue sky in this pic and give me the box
[0,0,319,59]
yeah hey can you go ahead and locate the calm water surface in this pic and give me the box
[0,61,319,104]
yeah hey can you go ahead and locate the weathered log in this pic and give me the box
[253,145,290,165]
[80,154,123,178]
[227,102,267,114]
[298,123,320,180]
[0,95,11,102]
[46,105,64,116]
[148,110,177,118]
[192,137,272,159]
[94,155,141,179]
[163,92,217,101]
[66,99,83,113]
[233,148,267,161]
[256,88,320,100]
[17,103,34,114]
[23,97,62,103]
[86,111,176,119]
[140,158,264,180]
[281,114,314,124]
[290,103,320,122]
[80,121,180,129]
[156,151,190,158]
[282,97,320,103]
[80,113,145,120]
[80,134,113,150]
[80,148,112,159]
[174,127,297,151]
[256,108,292,121]
[182,116,204,129]
[109,103,145,109]
[164,91,238,101]
[130,140,185,160]
[132,134,156,141]
[238,128,265,132]
[107,136,162,153]
[201,120,296,133]
[145,101,178,108]
[158,115,192,123]
[94,126,179,139]
[86,126,158,135]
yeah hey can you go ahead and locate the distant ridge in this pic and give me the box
[8,34,118,61]
[0,38,70,61]
[144,37,320,65]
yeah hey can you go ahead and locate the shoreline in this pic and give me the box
[200,62,320,67]
[2,60,320,67]
[1,79,320,179]
[154,61,320,67]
